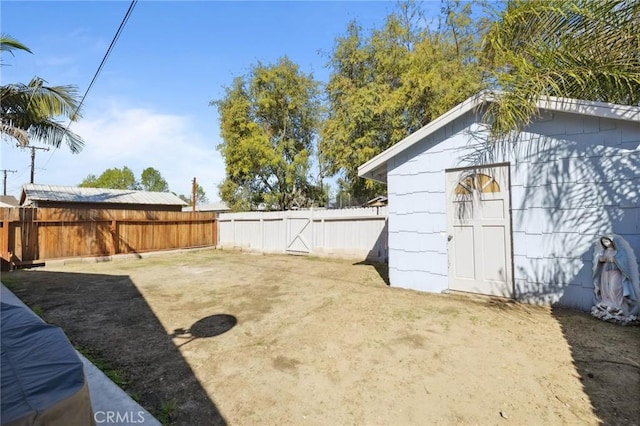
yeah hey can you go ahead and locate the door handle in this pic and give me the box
[448,235,453,241]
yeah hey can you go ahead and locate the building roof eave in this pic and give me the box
[358,92,640,183]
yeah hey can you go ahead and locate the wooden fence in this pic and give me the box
[0,207,217,269]
[218,207,388,261]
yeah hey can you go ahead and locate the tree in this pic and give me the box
[0,34,31,59]
[178,183,208,205]
[320,1,486,202]
[79,167,139,190]
[213,56,322,211]
[0,35,85,153]
[140,167,169,192]
[482,0,640,137]
[194,184,208,203]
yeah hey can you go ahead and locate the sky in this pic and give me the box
[0,0,424,201]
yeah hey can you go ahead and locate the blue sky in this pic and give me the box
[0,0,444,200]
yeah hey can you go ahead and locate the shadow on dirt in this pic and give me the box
[171,314,237,348]
[3,270,228,425]
[551,307,640,425]
[353,259,390,286]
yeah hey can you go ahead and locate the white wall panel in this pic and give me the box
[389,266,448,293]
[217,208,388,260]
[263,219,285,251]
[383,103,639,312]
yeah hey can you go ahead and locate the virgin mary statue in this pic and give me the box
[591,234,640,324]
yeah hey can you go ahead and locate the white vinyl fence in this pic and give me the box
[218,207,388,261]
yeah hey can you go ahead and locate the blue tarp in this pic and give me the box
[1,299,92,425]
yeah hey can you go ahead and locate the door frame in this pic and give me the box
[444,162,515,298]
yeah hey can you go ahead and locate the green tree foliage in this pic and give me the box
[483,0,640,137]
[140,167,169,192]
[0,35,85,153]
[178,183,208,205]
[79,166,139,190]
[320,1,486,202]
[213,56,322,211]
[0,33,31,58]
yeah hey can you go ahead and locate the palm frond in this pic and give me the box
[1,77,82,121]
[27,119,85,154]
[483,0,640,137]
[1,75,85,152]
[1,122,29,146]
[0,34,32,56]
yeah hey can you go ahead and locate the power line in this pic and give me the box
[10,164,31,181]
[42,0,138,169]
[72,0,138,124]
[5,169,29,194]
[2,134,33,192]
[0,169,17,196]
[24,145,49,184]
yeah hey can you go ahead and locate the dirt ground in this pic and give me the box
[3,249,639,425]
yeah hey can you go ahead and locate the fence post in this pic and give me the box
[1,220,9,266]
[284,211,290,253]
[213,215,218,247]
[231,218,235,249]
[309,207,314,255]
[110,219,118,255]
[260,217,264,251]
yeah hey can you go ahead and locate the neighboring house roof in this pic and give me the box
[358,92,640,183]
[20,184,187,206]
[0,195,19,207]
[182,202,230,212]
[364,196,388,207]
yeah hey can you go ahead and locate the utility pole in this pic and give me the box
[191,177,197,212]
[24,145,49,184]
[0,169,17,196]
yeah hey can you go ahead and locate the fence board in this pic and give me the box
[0,207,217,269]
[218,207,388,261]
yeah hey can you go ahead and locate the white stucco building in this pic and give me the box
[359,93,640,311]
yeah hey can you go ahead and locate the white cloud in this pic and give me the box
[0,99,225,200]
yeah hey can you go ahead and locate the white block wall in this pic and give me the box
[387,109,640,311]
[218,207,388,261]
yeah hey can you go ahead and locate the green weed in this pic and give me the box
[1,275,19,290]
[75,345,129,389]
[31,305,44,318]
[157,400,177,425]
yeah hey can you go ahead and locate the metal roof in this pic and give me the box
[182,202,230,212]
[21,184,187,206]
[0,196,19,207]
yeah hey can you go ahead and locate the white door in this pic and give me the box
[445,164,513,297]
